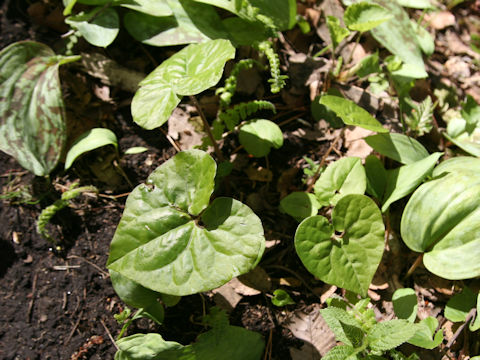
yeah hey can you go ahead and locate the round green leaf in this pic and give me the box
[295,194,385,296]
[66,7,119,47]
[0,41,69,176]
[280,192,320,222]
[239,119,283,157]
[65,128,118,169]
[392,288,417,322]
[445,287,477,322]
[131,39,235,129]
[108,150,265,296]
[314,157,366,206]
[319,95,387,133]
[408,317,444,349]
[344,2,392,33]
[401,171,480,279]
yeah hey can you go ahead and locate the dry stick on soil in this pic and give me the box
[446,308,477,349]
[189,95,224,162]
[68,255,110,279]
[306,129,345,193]
[263,328,273,360]
[159,127,182,152]
[100,318,119,351]
[66,311,83,345]
[26,272,38,323]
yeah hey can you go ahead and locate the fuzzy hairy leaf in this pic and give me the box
[295,194,385,296]
[0,41,74,176]
[320,307,364,347]
[401,171,480,279]
[131,39,235,129]
[108,150,265,296]
[322,345,359,360]
[367,320,417,351]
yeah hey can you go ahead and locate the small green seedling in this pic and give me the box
[271,289,296,307]
[37,182,97,243]
[321,296,418,359]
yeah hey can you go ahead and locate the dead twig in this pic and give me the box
[27,272,38,323]
[100,319,119,351]
[68,255,110,279]
[446,308,477,349]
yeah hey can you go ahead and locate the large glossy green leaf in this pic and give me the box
[433,156,480,177]
[124,0,228,47]
[238,119,283,157]
[320,95,387,132]
[66,7,119,47]
[408,317,444,349]
[401,171,480,279]
[365,133,429,165]
[382,152,442,212]
[367,320,416,351]
[0,41,75,176]
[131,39,235,129]
[295,194,385,296]
[344,2,392,32]
[314,157,366,206]
[108,150,265,296]
[65,128,118,169]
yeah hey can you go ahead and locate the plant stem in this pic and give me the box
[306,129,344,193]
[190,95,224,162]
[345,32,361,66]
[404,253,424,279]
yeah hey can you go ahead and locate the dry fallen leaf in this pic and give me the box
[168,108,204,150]
[286,305,336,358]
[425,11,456,30]
[344,127,373,158]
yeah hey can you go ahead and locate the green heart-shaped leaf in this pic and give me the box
[314,157,367,206]
[280,192,320,222]
[320,95,387,133]
[108,150,265,296]
[66,7,119,47]
[408,317,444,349]
[401,171,480,279]
[238,119,283,157]
[0,41,76,175]
[131,39,235,129]
[295,194,385,295]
